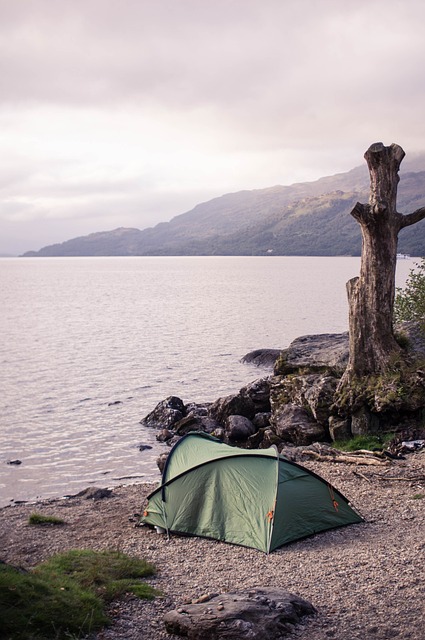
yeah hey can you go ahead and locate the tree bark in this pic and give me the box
[340,142,425,385]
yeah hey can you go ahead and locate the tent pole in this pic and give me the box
[160,493,170,540]
[267,446,280,554]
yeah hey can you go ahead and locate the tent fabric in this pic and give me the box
[142,432,363,552]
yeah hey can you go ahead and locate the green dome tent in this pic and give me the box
[142,432,363,553]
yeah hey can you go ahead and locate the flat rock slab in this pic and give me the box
[275,332,349,375]
[241,349,282,368]
[164,587,316,639]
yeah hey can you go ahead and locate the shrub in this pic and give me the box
[394,258,425,326]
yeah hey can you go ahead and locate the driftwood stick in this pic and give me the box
[302,451,387,466]
[351,449,386,458]
[370,475,425,482]
[353,470,372,482]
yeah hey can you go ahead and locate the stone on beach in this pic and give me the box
[164,587,316,639]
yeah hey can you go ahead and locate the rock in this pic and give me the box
[252,412,271,429]
[241,349,282,368]
[74,487,113,500]
[138,444,153,452]
[156,428,174,442]
[274,333,349,376]
[397,320,425,357]
[261,428,285,448]
[246,427,267,448]
[200,417,222,433]
[210,427,225,441]
[240,377,271,412]
[157,452,169,473]
[140,396,185,429]
[208,393,256,424]
[164,587,316,639]
[185,402,211,417]
[271,403,327,445]
[270,374,338,426]
[6,459,22,465]
[303,375,339,424]
[328,416,352,441]
[165,435,181,448]
[174,414,221,436]
[225,415,256,442]
[351,406,380,436]
[173,415,202,436]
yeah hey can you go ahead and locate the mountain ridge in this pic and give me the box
[23,157,425,257]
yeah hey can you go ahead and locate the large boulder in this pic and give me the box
[274,333,349,376]
[208,393,256,424]
[270,374,338,426]
[225,415,256,442]
[174,415,220,437]
[328,416,351,441]
[164,588,316,640]
[140,396,185,429]
[252,412,271,429]
[270,403,327,445]
[240,377,272,412]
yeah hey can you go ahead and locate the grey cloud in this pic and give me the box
[2,0,424,115]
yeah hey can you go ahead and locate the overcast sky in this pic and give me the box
[1,0,425,255]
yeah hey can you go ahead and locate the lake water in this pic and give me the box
[0,256,415,507]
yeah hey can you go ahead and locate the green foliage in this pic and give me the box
[411,493,425,500]
[394,258,425,326]
[0,550,157,639]
[332,433,395,452]
[28,512,66,526]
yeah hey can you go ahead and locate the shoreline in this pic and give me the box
[1,452,424,640]
[0,474,161,511]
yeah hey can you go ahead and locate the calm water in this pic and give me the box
[0,256,414,507]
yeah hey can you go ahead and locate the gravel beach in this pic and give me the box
[1,452,424,640]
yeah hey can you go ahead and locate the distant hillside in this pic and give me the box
[23,156,425,257]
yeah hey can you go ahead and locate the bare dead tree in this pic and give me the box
[339,142,425,388]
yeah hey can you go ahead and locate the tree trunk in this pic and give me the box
[340,142,425,386]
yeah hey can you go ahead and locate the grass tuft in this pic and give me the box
[28,512,66,526]
[332,433,395,452]
[0,550,158,639]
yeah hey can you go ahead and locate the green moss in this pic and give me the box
[411,493,425,500]
[0,550,158,639]
[335,355,425,415]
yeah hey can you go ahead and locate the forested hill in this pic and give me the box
[23,158,425,257]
